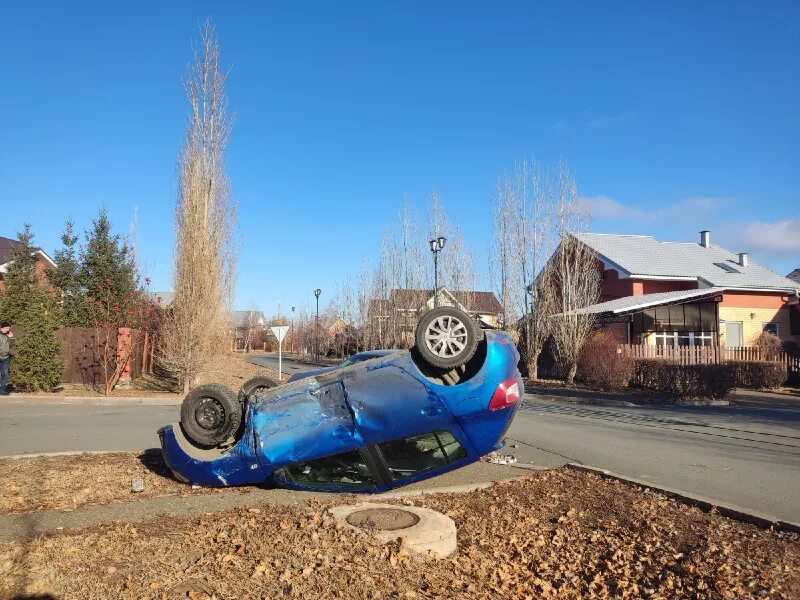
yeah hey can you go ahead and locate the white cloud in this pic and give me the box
[741,218,800,253]
[580,195,721,224]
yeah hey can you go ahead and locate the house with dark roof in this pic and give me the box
[368,287,504,332]
[0,236,57,292]
[788,269,800,285]
[568,230,800,347]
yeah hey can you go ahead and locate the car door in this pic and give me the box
[340,362,466,447]
[249,380,364,469]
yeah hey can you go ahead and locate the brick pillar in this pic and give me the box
[117,327,133,387]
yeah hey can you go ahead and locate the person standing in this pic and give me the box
[0,322,13,395]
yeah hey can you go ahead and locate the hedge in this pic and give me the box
[633,360,734,400]
[728,361,786,389]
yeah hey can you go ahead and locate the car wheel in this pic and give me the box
[180,383,242,448]
[415,306,479,370]
[239,375,279,401]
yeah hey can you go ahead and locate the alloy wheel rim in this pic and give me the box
[424,315,468,358]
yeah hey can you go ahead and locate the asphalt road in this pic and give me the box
[246,353,320,379]
[507,398,800,523]
[2,390,798,522]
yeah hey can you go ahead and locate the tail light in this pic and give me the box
[489,377,521,411]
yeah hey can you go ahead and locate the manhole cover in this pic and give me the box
[346,508,420,531]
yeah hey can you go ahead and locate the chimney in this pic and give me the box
[738,252,749,267]
[699,230,710,248]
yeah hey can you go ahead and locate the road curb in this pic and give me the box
[1,450,122,459]
[0,395,181,406]
[565,463,800,534]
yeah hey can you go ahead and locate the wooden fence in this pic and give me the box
[56,327,154,385]
[619,344,800,383]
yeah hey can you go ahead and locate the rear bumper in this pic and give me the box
[159,423,269,487]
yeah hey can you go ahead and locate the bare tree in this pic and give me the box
[427,191,477,308]
[242,306,262,352]
[515,161,557,379]
[161,21,238,393]
[490,176,517,329]
[548,165,599,383]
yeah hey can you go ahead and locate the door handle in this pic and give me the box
[421,405,444,417]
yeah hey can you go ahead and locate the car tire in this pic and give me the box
[180,383,242,449]
[239,375,279,401]
[415,306,479,370]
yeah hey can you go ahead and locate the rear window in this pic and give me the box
[377,431,466,480]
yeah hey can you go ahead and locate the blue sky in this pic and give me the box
[2,1,798,316]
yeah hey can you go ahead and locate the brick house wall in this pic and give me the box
[719,291,794,345]
[598,267,697,302]
[0,257,52,292]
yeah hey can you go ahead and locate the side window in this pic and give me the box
[763,323,779,336]
[378,431,467,480]
[437,430,467,462]
[284,449,376,489]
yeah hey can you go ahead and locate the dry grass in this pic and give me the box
[194,352,280,391]
[1,469,797,599]
[0,452,215,514]
[7,352,280,398]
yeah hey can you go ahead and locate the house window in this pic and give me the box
[654,331,714,347]
[763,323,779,336]
[654,332,676,347]
[693,332,714,346]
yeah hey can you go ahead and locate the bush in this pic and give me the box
[633,359,734,401]
[576,331,634,392]
[754,331,782,361]
[729,361,786,389]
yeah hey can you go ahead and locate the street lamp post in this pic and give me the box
[429,236,446,307]
[291,306,295,355]
[314,289,321,363]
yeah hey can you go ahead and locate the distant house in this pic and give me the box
[145,291,175,310]
[368,287,504,337]
[564,231,800,347]
[0,236,56,291]
[788,269,800,285]
[233,310,267,350]
[318,315,350,336]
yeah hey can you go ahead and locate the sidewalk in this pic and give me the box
[0,394,181,406]
[526,381,800,408]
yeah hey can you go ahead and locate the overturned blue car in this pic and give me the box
[158,306,522,492]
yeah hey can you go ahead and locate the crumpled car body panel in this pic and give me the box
[159,330,522,491]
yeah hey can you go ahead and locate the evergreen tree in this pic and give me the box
[11,292,64,392]
[0,224,40,324]
[80,207,137,313]
[47,219,90,327]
